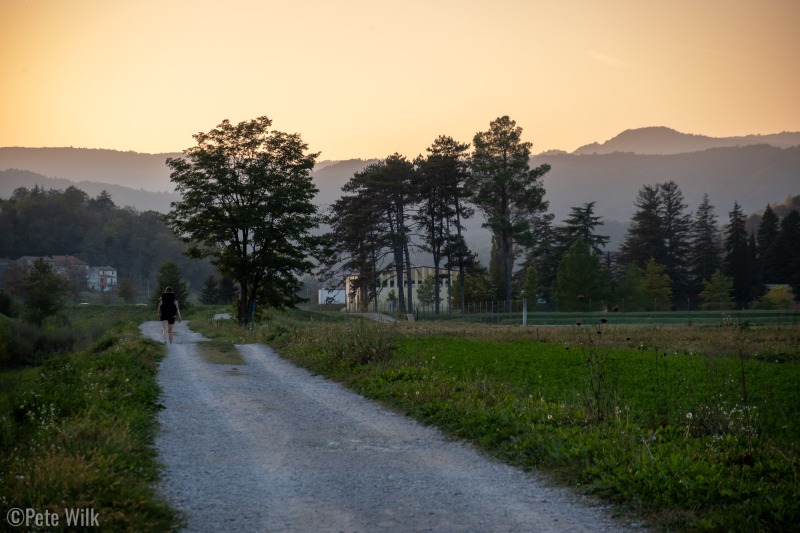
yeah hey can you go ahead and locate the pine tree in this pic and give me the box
[414,136,472,315]
[621,184,665,268]
[723,202,755,307]
[468,116,550,312]
[556,202,609,255]
[659,181,693,301]
[772,210,800,286]
[689,194,722,294]
[756,204,781,284]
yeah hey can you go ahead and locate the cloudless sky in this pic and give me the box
[1,0,798,160]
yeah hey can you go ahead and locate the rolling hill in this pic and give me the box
[3,127,798,255]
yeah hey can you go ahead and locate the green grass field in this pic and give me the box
[211,309,799,532]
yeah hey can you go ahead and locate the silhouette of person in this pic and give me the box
[157,286,182,344]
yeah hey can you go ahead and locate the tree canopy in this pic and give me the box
[467,116,550,310]
[164,116,322,324]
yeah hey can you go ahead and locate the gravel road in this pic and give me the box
[140,320,637,532]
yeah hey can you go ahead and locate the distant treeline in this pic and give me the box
[0,185,213,298]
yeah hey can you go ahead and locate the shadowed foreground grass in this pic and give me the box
[0,306,180,532]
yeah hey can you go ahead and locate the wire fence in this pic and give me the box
[304,300,800,327]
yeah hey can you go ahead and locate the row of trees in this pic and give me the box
[323,116,552,314]
[3,115,797,323]
[322,117,800,313]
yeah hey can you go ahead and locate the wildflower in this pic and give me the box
[686,412,693,420]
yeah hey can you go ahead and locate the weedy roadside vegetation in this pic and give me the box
[0,306,180,532]
[194,308,799,531]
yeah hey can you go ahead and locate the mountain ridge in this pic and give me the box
[573,126,800,155]
[2,128,798,254]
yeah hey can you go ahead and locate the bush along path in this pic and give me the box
[140,319,635,532]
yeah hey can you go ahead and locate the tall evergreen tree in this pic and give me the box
[343,155,417,313]
[659,181,693,301]
[557,201,609,255]
[620,184,665,268]
[521,212,557,303]
[414,136,471,315]
[467,116,550,311]
[723,202,755,307]
[688,193,722,294]
[772,209,800,292]
[756,204,781,285]
[323,192,389,311]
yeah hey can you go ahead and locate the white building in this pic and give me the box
[344,266,457,313]
[87,266,117,292]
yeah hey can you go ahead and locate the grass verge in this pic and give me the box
[196,339,246,365]
[191,309,800,532]
[0,306,180,532]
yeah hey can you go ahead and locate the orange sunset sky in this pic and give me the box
[1,0,798,161]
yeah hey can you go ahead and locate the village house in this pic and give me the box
[344,265,458,313]
[3,256,116,293]
[87,266,118,292]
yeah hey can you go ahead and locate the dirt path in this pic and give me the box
[141,320,636,532]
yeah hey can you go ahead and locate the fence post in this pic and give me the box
[523,298,528,327]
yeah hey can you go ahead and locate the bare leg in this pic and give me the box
[168,323,175,344]
[161,320,169,343]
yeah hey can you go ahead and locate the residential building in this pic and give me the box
[344,266,457,313]
[87,266,117,292]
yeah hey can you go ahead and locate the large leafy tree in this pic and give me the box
[164,116,321,325]
[467,116,550,311]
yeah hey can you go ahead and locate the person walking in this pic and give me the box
[157,286,182,344]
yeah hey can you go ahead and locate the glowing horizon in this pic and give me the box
[1,0,798,160]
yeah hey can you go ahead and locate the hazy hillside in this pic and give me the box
[3,128,798,256]
[0,147,180,191]
[0,169,179,213]
[573,127,800,155]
